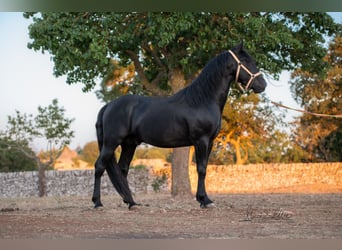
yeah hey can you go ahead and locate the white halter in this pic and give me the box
[228,50,262,92]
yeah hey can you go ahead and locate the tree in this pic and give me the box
[80,141,99,166]
[211,90,289,164]
[24,12,338,195]
[0,137,37,172]
[1,99,75,195]
[289,35,342,162]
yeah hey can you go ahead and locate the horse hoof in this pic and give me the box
[201,203,216,209]
[129,204,140,211]
[94,202,104,209]
[94,205,104,210]
[205,203,216,209]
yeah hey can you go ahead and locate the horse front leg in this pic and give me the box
[195,139,215,208]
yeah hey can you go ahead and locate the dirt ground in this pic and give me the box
[1,191,341,239]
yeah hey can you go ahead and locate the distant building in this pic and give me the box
[54,146,92,171]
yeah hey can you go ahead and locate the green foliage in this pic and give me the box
[0,137,37,172]
[247,130,292,164]
[35,99,75,150]
[134,146,172,161]
[320,129,342,162]
[1,99,75,171]
[95,60,145,102]
[152,173,167,192]
[24,12,337,94]
[211,92,289,164]
[79,141,99,166]
[132,164,147,170]
[6,110,38,143]
[289,36,342,162]
[4,99,74,150]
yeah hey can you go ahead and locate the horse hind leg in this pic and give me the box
[92,105,107,208]
[118,143,137,177]
[92,156,106,208]
[92,145,122,208]
[101,145,137,209]
[118,143,140,209]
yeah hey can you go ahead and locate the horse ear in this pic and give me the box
[237,41,243,50]
[232,42,243,52]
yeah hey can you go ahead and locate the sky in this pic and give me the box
[0,12,341,151]
[0,12,103,151]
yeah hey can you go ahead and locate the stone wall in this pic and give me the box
[194,162,342,193]
[0,168,155,198]
[0,162,341,198]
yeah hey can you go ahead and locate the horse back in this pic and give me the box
[101,95,144,143]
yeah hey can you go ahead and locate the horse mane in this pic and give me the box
[173,51,231,107]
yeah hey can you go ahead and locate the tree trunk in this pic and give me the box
[38,164,46,197]
[171,147,192,196]
[231,138,248,165]
[169,68,192,197]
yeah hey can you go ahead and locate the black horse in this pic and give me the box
[92,43,267,209]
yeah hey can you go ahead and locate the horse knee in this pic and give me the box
[95,160,106,178]
[120,166,129,177]
[197,166,207,178]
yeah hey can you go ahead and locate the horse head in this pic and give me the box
[229,43,267,94]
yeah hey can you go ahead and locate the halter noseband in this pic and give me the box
[228,50,262,92]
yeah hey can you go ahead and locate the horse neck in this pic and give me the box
[190,55,234,111]
[206,53,237,112]
[215,77,233,112]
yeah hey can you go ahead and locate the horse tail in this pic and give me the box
[95,103,136,207]
[95,104,108,152]
[106,160,135,207]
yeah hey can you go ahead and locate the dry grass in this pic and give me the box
[1,193,341,239]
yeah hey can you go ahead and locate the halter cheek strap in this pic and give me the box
[228,50,262,92]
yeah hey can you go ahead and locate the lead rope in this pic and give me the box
[228,51,341,118]
[269,99,342,118]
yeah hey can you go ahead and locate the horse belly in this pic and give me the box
[135,112,191,148]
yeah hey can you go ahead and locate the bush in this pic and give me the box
[134,146,172,162]
[0,138,37,172]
